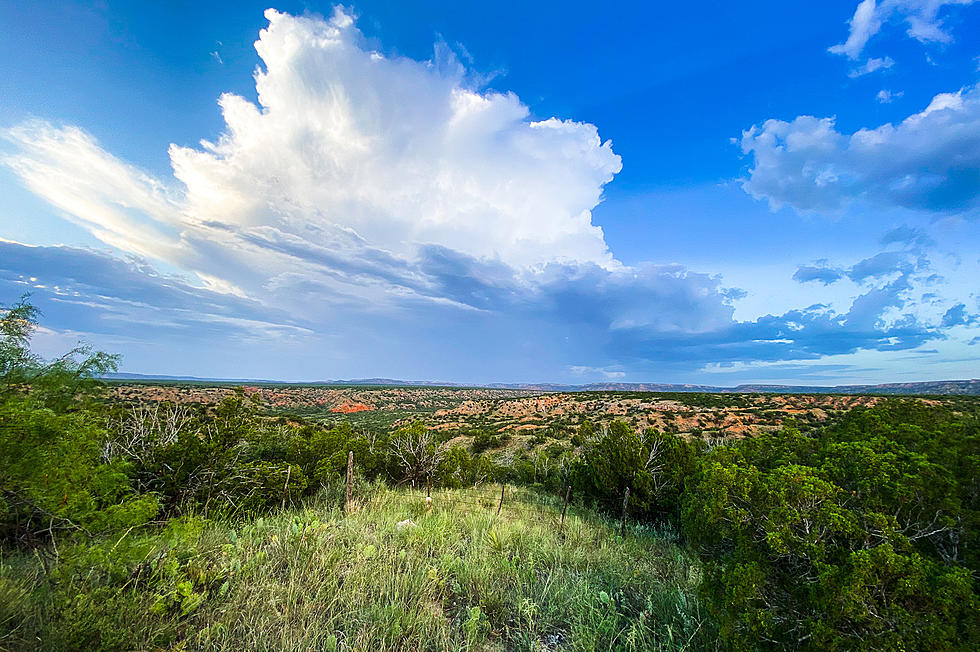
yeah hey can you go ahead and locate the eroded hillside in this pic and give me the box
[105,382,943,440]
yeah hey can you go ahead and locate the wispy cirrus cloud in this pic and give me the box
[830,0,977,68]
[849,56,894,77]
[2,122,185,261]
[0,239,309,341]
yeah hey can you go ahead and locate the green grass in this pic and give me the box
[1,484,716,651]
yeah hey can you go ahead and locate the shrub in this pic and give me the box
[471,430,502,453]
[571,420,698,523]
[683,408,980,650]
[1,296,158,545]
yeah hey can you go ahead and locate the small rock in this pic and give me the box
[396,519,417,530]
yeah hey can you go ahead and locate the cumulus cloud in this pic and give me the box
[847,251,917,281]
[4,8,621,303]
[881,224,934,247]
[1,7,973,380]
[793,250,920,286]
[173,7,620,271]
[941,303,979,327]
[609,300,938,365]
[830,0,977,62]
[779,240,979,378]
[739,84,980,214]
[0,236,949,376]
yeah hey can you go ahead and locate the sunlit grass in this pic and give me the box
[2,484,716,651]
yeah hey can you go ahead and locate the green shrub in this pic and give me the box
[683,406,980,650]
[471,430,502,453]
[1,296,158,545]
[571,420,699,523]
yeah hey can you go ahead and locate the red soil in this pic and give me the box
[330,402,375,414]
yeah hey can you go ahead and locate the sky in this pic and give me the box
[1,1,979,385]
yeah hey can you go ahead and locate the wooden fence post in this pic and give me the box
[345,450,354,513]
[282,464,291,511]
[560,485,571,528]
[620,487,630,537]
[425,477,432,512]
[496,482,506,516]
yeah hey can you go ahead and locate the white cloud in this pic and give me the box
[3,7,622,317]
[2,122,185,261]
[848,56,894,77]
[2,7,975,382]
[830,0,977,62]
[171,7,621,271]
[740,84,980,214]
[830,0,883,60]
[569,365,627,380]
[876,88,904,102]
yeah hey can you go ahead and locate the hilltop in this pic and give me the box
[3,484,714,650]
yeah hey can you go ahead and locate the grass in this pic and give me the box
[1,484,716,651]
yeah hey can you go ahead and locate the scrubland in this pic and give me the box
[3,297,978,651]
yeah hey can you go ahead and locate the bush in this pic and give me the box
[471,430,503,454]
[571,420,698,523]
[683,407,980,650]
[1,296,158,545]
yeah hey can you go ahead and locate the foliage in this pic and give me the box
[4,295,980,651]
[571,420,700,523]
[1,485,714,651]
[1,295,156,547]
[470,429,504,453]
[683,406,980,650]
[433,445,501,488]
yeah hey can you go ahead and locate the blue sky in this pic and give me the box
[1,1,979,384]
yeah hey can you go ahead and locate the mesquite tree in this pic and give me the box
[389,422,445,488]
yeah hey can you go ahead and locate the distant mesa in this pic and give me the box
[331,402,375,414]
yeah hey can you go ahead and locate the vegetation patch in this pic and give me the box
[2,485,713,651]
[3,296,978,651]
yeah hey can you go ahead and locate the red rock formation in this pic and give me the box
[330,402,375,413]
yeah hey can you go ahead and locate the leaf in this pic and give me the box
[180,592,204,616]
